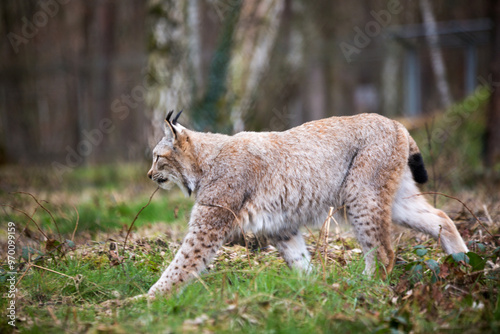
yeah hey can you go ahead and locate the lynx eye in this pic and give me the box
[156,154,169,168]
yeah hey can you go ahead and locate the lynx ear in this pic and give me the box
[164,109,185,142]
[164,110,176,141]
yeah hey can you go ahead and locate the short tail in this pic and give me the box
[408,136,428,184]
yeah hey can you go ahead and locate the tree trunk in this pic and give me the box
[146,0,193,147]
[93,0,116,162]
[227,0,285,133]
[419,0,453,110]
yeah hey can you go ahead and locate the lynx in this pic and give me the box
[147,110,468,298]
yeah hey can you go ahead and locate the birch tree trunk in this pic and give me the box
[419,0,453,109]
[227,0,285,133]
[146,0,199,146]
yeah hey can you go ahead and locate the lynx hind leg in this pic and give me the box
[345,191,395,278]
[392,169,469,254]
[272,230,312,273]
[342,130,410,278]
[343,167,397,277]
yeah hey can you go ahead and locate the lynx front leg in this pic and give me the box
[148,205,234,298]
[273,230,312,273]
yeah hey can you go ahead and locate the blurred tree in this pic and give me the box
[420,0,453,109]
[226,0,285,133]
[0,0,148,166]
[0,2,38,163]
[191,0,241,133]
[486,0,500,167]
[92,0,116,162]
[0,0,495,165]
[146,0,196,145]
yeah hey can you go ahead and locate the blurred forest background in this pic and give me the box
[3,2,500,332]
[0,0,499,178]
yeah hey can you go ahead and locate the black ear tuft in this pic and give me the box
[172,109,183,125]
[166,110,174,122]
[164,110,177,139]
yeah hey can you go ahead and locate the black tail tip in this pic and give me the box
[408,153,428,184]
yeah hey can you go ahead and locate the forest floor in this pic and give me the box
[0,163,499,333]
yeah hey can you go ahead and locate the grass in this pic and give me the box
[0,169,498,333]
[1,163,194,237]
[1,231,499,333]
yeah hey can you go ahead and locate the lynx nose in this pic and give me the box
[147,169,153,179]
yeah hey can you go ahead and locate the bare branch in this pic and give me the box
[123,186,160,252]
[12,191,62,241]
[1,204,49,240]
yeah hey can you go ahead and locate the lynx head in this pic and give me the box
[147,110,199,197]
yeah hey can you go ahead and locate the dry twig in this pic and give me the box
[123,186,160,252]
[191,270,212,294]
[13,191,62,241]
[1,204,49,240]
[15,263,76,288]
[30,264,77,281]
[71,203,80,242]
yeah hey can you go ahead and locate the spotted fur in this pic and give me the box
[147,112,468,298]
